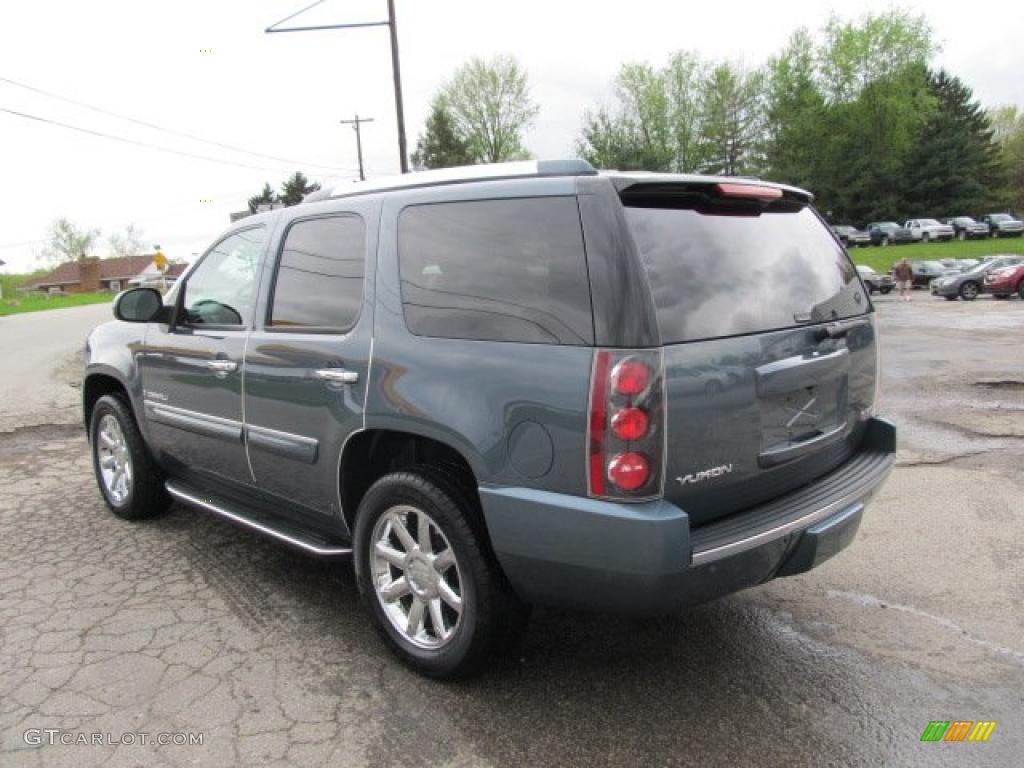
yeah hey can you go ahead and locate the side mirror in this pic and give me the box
[114,287,167,323]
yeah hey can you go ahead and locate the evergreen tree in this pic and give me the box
[411,98,474,170]
[278,173,320,207]
[247,182,277,214]
[901,71,1004,216]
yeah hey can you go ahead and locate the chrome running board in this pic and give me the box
[166,480,352,558]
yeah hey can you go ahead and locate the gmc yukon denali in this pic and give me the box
[83,160,895,678]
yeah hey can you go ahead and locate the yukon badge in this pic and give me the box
[676,464,733,486]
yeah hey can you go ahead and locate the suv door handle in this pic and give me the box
[206,360,238,373]
[314,368,359,384]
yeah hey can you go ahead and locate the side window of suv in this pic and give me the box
[181,227,266,328]
[269,215,366,332]
[397,197,593,345]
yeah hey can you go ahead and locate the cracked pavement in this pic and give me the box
[1,297,1022,766]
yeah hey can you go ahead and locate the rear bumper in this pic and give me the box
[479,418,896,615]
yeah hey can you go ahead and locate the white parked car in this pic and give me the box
[903,219,955,242]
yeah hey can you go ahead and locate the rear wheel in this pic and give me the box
[353,469,527,679]
[959,281,980,301]
[957,230,966,241]
[89,394,170,520]
[922,232,931,242]
[880,236,889,247]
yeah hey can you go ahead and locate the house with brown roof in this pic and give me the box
[21,255,188,294]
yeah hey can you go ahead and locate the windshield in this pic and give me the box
[956,217,976,225]
[990,214,1012,222]
[625,203,864,344]
[920,261,944,270]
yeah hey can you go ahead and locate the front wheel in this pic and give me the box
[353,470,527,679]
[89,394,170,520]
[880,286,893,294]
[959,281,980,301]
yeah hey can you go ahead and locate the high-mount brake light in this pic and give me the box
[714,183,783,201]
[587,349,664,500]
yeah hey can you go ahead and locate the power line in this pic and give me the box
[0,75,354,173]
[0,105,358,176]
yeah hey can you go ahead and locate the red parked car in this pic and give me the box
[984,263,1024,299]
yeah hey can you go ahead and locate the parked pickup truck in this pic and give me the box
[904,219,955,242]
[83,160,895,678]
[865,221,913,246]
[940,216,991,240]
[832,225,871,248]
[980,213,1024,238]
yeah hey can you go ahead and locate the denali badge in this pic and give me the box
[676,464,733,486]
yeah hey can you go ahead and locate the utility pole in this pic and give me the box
[340,114,374,181]
[266,1,410,173]
[385,0,408,173]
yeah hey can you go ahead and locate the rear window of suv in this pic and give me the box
[398,197,593,345]
[624,196,864,344]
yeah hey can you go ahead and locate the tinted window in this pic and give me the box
[625,204,864,344]
[270,216,365,331]
[182,227,265,327]
[398,197,593,345]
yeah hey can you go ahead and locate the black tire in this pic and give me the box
[353,469,527,679]
[922,232,930,242]
[993,294,1010,300]
[944,295,958,301]
[880,286,893,294]
[957,230,966,241]
[880,236,889,247]
[959,281,980,301]
[89,394,170,520]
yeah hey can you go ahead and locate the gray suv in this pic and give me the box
[84,160,895,678]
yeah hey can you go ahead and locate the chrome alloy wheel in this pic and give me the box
[371,505,464,649]
[96,414,132,505]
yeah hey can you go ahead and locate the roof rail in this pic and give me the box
[304,159,597,203]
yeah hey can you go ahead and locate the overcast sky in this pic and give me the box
[1,0,1022,273]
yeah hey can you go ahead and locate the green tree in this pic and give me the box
[988,106,1024,210]
[278,173,320,207]
[441,55,538,163]
[901,71,1005,216]
[247,182,277,213]
[106,223,146,258]
[577,56,706,172]
[816,10,937,222]
[411,97,475,170]
[763,29,827,189]
[698,62,765,176]
[41,218,101,263]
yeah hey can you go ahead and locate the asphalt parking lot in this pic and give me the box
[1,296,1022,767]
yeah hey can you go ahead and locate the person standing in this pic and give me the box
[893,258,913,302]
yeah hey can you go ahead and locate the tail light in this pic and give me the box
[588,349,664,500]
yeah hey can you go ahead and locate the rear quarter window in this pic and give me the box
[625,203,864,344]
[398,197,594,345]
